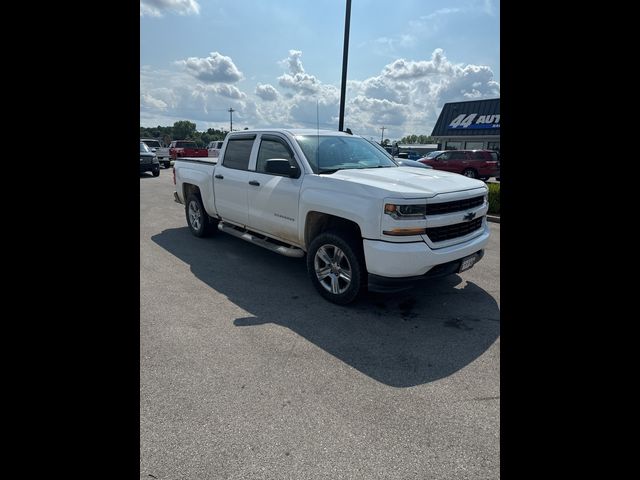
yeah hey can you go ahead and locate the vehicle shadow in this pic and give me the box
[151,227,500,388]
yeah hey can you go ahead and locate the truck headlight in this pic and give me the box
[384,203,426,219]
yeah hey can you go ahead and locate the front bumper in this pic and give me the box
[363,220,490,292]
[140,163,159,173]
[368,249,484,293]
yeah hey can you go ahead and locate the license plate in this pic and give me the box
[459,254,477,272]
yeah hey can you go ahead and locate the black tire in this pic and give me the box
[152,169,160,177]
[462,168,477,179]
[306,230,366,305]
[185,194,216,237]
[163,161,171,169]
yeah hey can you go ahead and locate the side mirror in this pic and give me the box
[265,159,299,178]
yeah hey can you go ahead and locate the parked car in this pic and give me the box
[419,150,500,180]
[395,158,433,169]
[141,138,171,168]
[396,151,422,161]
[140,141,159,177]
[421,150,446,160]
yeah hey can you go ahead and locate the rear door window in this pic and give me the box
[222,138,254,170]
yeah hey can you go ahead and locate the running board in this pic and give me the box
[218,223,305,258]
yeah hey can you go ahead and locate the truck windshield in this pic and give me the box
[140,142,150,153]
[295,135,397,174]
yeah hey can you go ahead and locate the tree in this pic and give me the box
[399,134,436,144]
[382,138,390,146]
[173,120,196,140]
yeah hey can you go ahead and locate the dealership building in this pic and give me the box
[431,98,500,151]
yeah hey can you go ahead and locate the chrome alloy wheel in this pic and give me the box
[188,200,202,230]
[314,244,353,294]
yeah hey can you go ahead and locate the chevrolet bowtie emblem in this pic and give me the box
[463,211,476,221]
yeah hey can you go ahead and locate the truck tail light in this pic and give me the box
[172,167,176,185]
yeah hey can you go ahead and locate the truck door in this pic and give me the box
[213,135,257,226]
[247,134,303,245]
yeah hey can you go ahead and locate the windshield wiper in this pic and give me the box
[318,168,340,174]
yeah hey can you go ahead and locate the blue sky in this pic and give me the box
[140,0,499,141]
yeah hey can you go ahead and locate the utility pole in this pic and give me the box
[380,126,386,145]
[228,107,235,132]
[338,0,352,132]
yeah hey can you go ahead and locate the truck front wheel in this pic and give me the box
[185,194,216,237]
[307,231,365,305]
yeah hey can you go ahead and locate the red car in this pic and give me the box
[419,150,500,180]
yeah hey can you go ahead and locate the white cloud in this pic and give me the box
[255,83,279,101]
[140,93,168,110]
[140,68,254,129]
[278,72,321,94]
[209,84,247,100]
[177,52,244,83]
[423,7,462,20]
[382,48,454,79]
[283,50,305,75]
[140,0,200,17]
[277,50,322,94]
[140,48,499,139]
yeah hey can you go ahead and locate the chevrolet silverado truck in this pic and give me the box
[173,129,490,304]
[169,140,208,162]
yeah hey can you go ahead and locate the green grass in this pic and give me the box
[487,183,500,215]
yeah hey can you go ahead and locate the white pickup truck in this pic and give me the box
[173,129,490,304]
[207,140,225,158]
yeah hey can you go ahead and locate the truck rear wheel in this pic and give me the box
[185,194,216,237]
[307,230,365,305]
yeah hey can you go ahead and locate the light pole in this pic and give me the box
[228,107,235,132]
[338,0,352,132]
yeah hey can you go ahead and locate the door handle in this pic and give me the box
[215,174,224,179]
[249,180,260,186]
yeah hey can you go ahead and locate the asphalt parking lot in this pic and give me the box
[140,169,500,479]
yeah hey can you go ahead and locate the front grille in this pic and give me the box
[426,217,483,242]
[426,195,484,215]
[140,156,151,164]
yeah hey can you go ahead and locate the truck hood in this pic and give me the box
[326,167,487,198]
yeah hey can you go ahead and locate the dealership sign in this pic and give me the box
[448,113,500,130]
